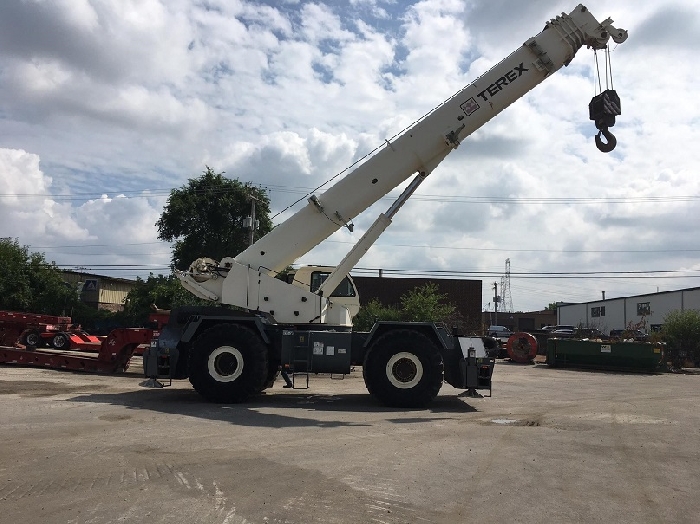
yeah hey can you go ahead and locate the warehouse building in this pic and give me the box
[60,270,136,312]
[557,286,700,334]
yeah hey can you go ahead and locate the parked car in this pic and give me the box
[549,327,608,340]
[578,328,608,340]
[545,325,576,336]
[550,325,576,331]
[485,326,514,359]
[609,329,649,341]
[549,328,576,338]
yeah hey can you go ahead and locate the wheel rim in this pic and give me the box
[26,333,40,346]
[53,335,67,348]
[208,346,244,382]
[385,351,424,389]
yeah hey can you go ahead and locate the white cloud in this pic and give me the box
[0,147,169,274]
[0,148,89,241]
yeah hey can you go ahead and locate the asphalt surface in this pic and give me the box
[0,357,698,524]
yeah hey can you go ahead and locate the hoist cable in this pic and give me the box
[593,49,602,94]
[606,46,614,90]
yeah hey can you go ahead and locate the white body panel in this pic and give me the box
[179,261,353,324]
[458,337,490,359]
[288,266,360,320]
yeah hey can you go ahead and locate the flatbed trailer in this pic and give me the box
[0,328,154,374]
[0,310,102,350]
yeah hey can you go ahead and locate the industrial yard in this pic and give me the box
[1,359,698,524]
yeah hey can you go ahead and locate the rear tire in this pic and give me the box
[189,323,268,403]
[51,332,70,349]
[363,329,443,408]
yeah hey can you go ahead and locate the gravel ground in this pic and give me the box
[0,357,698,524]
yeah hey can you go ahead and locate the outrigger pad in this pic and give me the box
[139,378,165,388]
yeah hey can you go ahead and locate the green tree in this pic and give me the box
[352,298,400,332]
[352,283,456,331]
[70,303,123,334]
[122,273,209,325]
[545,302,558,311]
[156,167,273,270]
[0,238,32,310]
[400,283,455,322]
[0,238,79,315]
[662,309,700,370]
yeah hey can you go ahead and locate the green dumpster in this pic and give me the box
[546,338,664,372]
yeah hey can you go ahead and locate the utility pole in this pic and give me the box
[244,195,260,246]
[493,282,499,326]
[249,196,256,246]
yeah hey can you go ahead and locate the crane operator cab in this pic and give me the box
[285,266,361,324]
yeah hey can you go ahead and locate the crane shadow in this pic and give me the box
[66,386,479,429]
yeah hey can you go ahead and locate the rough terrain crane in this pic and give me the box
[144,5,628,407]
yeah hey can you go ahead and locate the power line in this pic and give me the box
[3,184,700,206]
[321,239,700,254]
[27,236,700,255]
[29,241,166,249]
[351,267,700,278]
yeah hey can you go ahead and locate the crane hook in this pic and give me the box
[595,128,617,153]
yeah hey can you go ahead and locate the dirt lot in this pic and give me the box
[0,358,698,524]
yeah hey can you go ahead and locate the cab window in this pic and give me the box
[310,272,356,297]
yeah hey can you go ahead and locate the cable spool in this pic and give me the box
[506,332,538,363]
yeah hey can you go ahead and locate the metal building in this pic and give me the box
[60,270,137,312]
[557,287,700,334]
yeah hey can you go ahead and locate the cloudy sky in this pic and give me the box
[1,0,699,314]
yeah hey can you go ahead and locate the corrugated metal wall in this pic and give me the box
[558,287,700,333]
[60,271,136,311]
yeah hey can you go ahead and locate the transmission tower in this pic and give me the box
[500,258,514,313]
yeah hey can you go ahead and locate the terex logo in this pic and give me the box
[476,62,529,102]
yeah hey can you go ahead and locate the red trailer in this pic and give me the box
[0,328,154,373]
[0,310,68,346]
[0,310,103,350]
[45,330,103,351]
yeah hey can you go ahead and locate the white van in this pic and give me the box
[487,325,513,338]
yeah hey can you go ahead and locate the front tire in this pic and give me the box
[189,323,268,403]
[259,363,280,392]
[20,329,42,348]
[363,329,444,408]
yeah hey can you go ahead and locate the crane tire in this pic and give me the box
[259,364,281,392]
[363,329,443,408]
[189,323,269,403]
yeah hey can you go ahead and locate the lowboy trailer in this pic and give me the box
[0,328,154,374]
